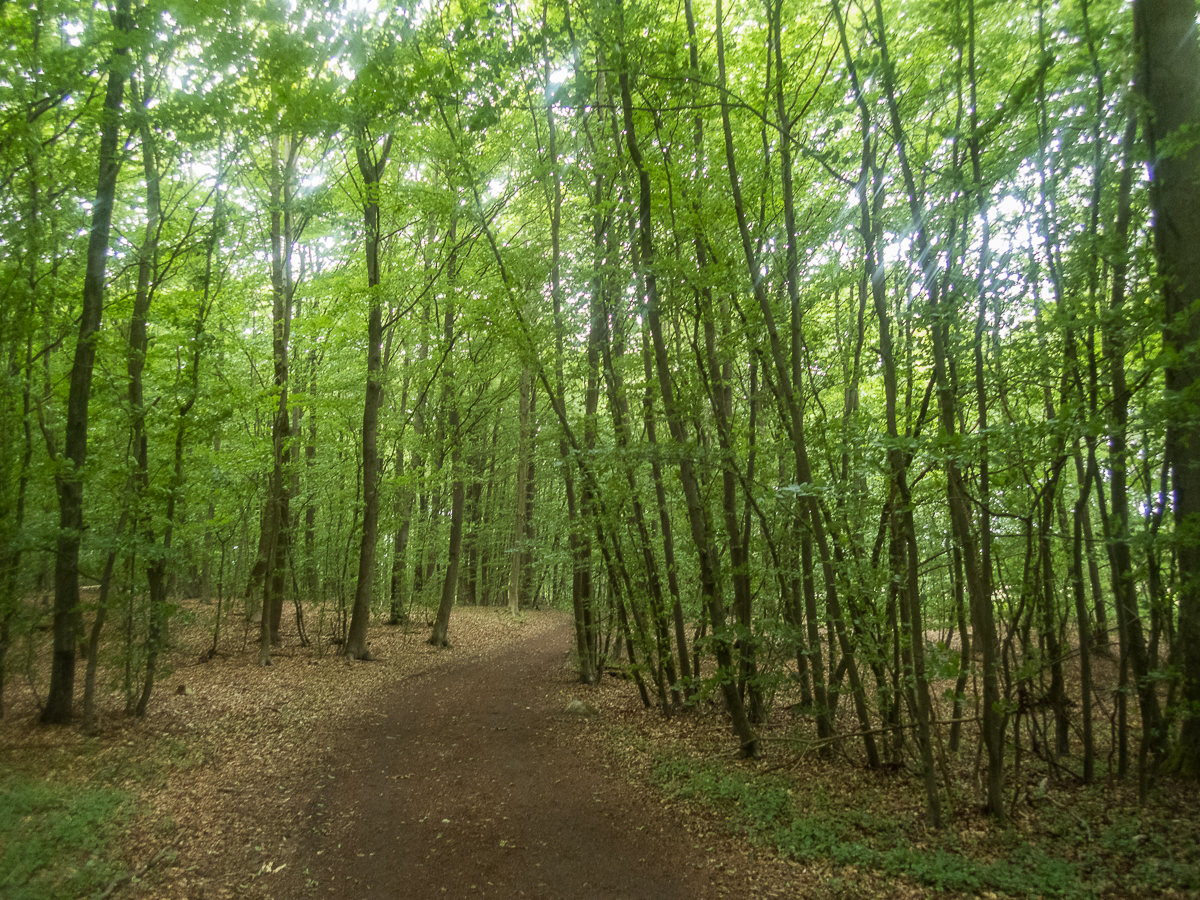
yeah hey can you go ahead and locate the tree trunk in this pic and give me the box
[601,224,679,709]
[389,439,413,624]
[617,15,757,755]
[1135,0,1200,777]
[834,2,939,816]
[259,135,296,666]
[43,0,132,724]
[136,321,203,716]
[507,368,532,614]
[548,57,597,683]
[429,220,461,648]
[346,132,392,660]
[640,322,692,693]
[128,79,164,717]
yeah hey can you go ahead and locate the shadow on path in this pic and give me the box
[288,614,715,900]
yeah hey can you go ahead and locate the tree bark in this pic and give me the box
[258,136,295,666]
[507,368,532,613]
[389,437,413,624]
[617,11,758,755]
[718,0,875,764]
[1135,0,1200,777]
[549,53,598,682]
[43,0,132,723]
[429,219,462,648]
[346,131,393,660]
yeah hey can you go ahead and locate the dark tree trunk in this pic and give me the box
[258,136,295,667]
[834,0,939,817]
[389,438,413,624]
[1135,0,1200,778]
[547,59,597,682]
[507,368,532,613]
[618,14,757,755]
[346,132,392,660]
[128,82,164,717]
[429,221,461,648]
[641,322,692,692]
[43,0,132,724]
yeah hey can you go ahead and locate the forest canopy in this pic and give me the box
[3,0,1200,827]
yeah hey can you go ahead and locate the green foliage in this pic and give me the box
[0,774,130,900]
[652,754,1199,897]
[1099,817,1200,892]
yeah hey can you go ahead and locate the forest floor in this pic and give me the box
[2,604,1199,899]
[2,608,785,899]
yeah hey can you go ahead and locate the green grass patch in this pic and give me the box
[652,754,1199,898]
[0,773,130,900]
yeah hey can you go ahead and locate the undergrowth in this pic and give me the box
[0,773,131,900]
[652,754,1200,898]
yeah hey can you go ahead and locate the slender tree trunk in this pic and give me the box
[522,387,537,606]
[507,368,532,613]
[429,220,462,648]
[346,132,393,660]
[733,0,875,764]
[617,12,757,754]
[410,288,432,609]
[600,238,679,708]
[479,415,502,605]
[641,322,692,692]
[81,532,123,732]
[547,56,597,682]
[305,383,319,600]
[258,136,297,665]
[389,439,413,624]
[1079,0,1111,654]
[852,0,1003,813]
[43,0,132,724]
[136,324,203,716]
[1098,112,1139,777]
[1073,461,1097,782]
[128,82,164,716]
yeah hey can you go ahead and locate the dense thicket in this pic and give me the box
[2,0,1198,821]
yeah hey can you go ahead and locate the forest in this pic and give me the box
[3,0,1200,839]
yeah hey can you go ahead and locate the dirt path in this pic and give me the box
[281,614,718,900]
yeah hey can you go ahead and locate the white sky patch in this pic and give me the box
[185,158,218,183]
[485,177,506,201]
[342,0,381,17]
[62,19,85,46]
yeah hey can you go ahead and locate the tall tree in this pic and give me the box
[619,0,758,754]
[429,217,463,648]
[345,127,393,660]
[1135,0,1200,776]
[42,0,133,723]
